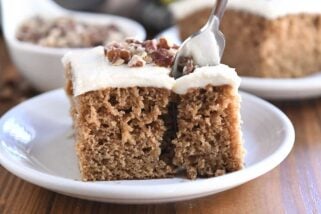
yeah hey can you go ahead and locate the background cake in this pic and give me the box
[170,0,321,78]
[63,38,244,181]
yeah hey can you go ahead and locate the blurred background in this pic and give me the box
[52,0,174,36]
[0,0,174,34]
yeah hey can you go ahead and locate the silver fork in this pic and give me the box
[171,0,228,78]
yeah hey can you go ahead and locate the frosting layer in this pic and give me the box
[181,28,220,67]
[170,0,321,20]
[63,47,240,96]
[62,46,175,96]
[170,0,214,20]
[173,64,240,94]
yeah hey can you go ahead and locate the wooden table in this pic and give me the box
[1,35,321,214]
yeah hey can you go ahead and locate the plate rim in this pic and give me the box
[0,89,295,203]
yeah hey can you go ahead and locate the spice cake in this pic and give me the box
[170,0,321,78]
[63,38,244,181]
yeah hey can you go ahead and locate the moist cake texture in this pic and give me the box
[171,0,321,78]
[173,65,243,179]
[63,38,244,181]
[173,85,242,179]
[69,87,175,180]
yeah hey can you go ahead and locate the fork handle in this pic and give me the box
[210,0,228,23]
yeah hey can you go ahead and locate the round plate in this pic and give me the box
[0,89,294,204]
[157,27,321,100]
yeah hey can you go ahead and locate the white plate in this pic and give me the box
[157,27,321,100]
[0,89,295,204]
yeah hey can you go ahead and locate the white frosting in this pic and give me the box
[63,47,240,96]
[62,46,175,96]
[170,0,214,20]
[181,28,220,66]
[170,0,321,20]
[228,0,321,19]
[173,64,240,94]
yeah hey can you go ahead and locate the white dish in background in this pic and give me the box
[157,27,321,100]
[0,89,295,204]
[1,0,146,92]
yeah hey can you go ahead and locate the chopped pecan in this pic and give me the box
[106,47,120,64]
[128,55,146,67]
[158,37,172,49]
[143,39,158,53]
[105,47,132,64]
[151,48,175,67]
[128,43,146,56]
[119,49,132,63]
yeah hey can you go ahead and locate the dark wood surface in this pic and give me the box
[1,35,321,214]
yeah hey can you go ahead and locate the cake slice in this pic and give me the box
[63,38,244,181]
[170,0,321,78]
[63,38,177,181]
[172,65,244,179]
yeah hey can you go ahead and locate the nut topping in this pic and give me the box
[150,49,175,67]
[104,37,178,68]
[158,37,172,49]
[143,40,158,53]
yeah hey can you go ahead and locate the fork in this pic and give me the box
[171,0,228,79]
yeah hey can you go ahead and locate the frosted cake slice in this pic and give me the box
[63,38,244,181]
